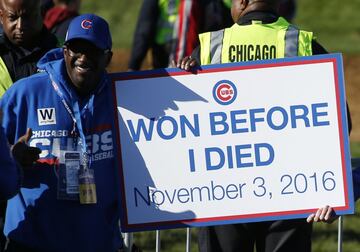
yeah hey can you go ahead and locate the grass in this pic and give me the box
[81,0,142,49]
[351,142,360,158]
[295,0,360,54]
[132,229,198,252]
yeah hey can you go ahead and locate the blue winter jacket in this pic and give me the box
[0,126,19,200]
[0,48,122,252]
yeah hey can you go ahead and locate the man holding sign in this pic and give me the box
[177,0,352,251]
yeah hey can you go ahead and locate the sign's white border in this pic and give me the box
[111,54,353,232]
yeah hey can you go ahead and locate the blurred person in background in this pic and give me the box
[0,0,58,97]
[43,0,81,45]
[40,0,54,17]
[128,0,233,71]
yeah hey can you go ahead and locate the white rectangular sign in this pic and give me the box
[112,54,353,232]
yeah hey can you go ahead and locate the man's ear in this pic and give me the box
[231,0,248,23]
[239,0,249,12]
[62,46,68,58]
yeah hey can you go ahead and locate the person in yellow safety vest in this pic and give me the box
[177,0,320,67]
[0,0,58,97]
[43,0,81,46]
[177,0,352,251]
[198,15,313,65]
[128,0,233,71]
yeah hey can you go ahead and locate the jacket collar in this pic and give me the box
[238,11,279,25]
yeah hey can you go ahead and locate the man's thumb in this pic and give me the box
[19,128,33,143]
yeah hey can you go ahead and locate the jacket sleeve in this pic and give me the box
[128,0,159,70]
[0,126,20,200]
[0,89,18,145]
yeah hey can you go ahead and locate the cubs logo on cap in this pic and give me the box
[65,13,112,50]
[81,20,92,29]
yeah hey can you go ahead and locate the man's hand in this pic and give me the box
[306,205,338,223]
[11,128,42,167]
[175,56,199,71]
